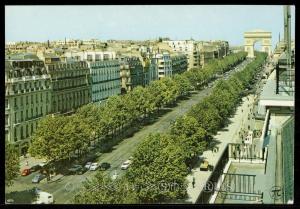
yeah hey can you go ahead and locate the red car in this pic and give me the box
[21,168,31,176]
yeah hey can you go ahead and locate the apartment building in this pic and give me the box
[163,40,201,70]
[151,52,172,79]
[170,54,188,75]
[63,51,121,103]
[5,53,52,155]
[45,60,91,114]
[119,56,144,93]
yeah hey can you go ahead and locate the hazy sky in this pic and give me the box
[5,5,295,48]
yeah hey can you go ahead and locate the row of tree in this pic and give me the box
[75,51,262,203]
[121,52,267,203]
[73,52,266,203]
[28,52,247,165]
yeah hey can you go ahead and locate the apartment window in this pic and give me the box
[31,95,33,104]
[95,54,100,61]
[36,93,38,103]
[20,126,23,139]
[5,99,8,108]
[20,97,23,106]
[36,107,38,116]
[26,125,29,137]
[40,106,43,115]
[26,96,28,105]
[5,115,8,125]
[21,111,23,122]
[14,128,17,142]
[26,110,28,120]
[87,55,93,61]
[41,94,43,102]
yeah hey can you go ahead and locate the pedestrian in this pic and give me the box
[26,161,29,166]
[192,177,196,188]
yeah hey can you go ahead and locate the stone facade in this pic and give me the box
[119,56,144,93]
[171,54,188,75]
[5,54,52,155]
[62,51,120,103]
[88,60,121,103]
[45,61,91,114]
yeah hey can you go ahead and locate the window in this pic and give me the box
[20,126,23,139]
[26,125,29,137]
[31,95,33,104]
[5,99,8,108]
[26,96,28,105]
[5,115,8,125]
[26,110,28,120]
[20,97,23,106]
[40,106,43,115]
[14,128,17,142]
[21,111,23,121]
[87,55,93,61]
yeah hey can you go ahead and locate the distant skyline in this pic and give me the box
[5,5,295,49]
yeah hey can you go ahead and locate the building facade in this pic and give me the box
[119,56,144,93]
[151,52,172,79]
[88,60,121,103]
[45,61,91,114]
[170,54,188,75]
[63,51,121,103]
[5,54,52,155]
[163,40,201,70]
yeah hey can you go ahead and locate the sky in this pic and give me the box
[5,5,295,49]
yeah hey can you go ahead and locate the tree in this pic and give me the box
[173,74,192,96]
[126,134,188,203]
[29,115,72,162]
[74,172,138,204]
[5,140,20,186]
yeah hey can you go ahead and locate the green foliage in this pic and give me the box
[5,140,20,186]
[126,134,188,203]
[74,172,137,204]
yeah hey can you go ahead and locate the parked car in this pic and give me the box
[67,165,87,175]
[30,165,42,172]
[21,168,31,176]
[32,191,54,204]
[32,174,46,183]
[89,163,99,171]
[99,162,111,170]
[84,162,92,170]
[121,160,132,170]
[200,160,209,171]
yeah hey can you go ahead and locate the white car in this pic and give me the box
[121,160,132,170]
[89,163,99,171]
[85,162,92,169]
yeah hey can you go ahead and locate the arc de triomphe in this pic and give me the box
[244,29,272,58]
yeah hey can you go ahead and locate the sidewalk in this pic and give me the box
[185,95,254,203]
[19,155,46,170]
